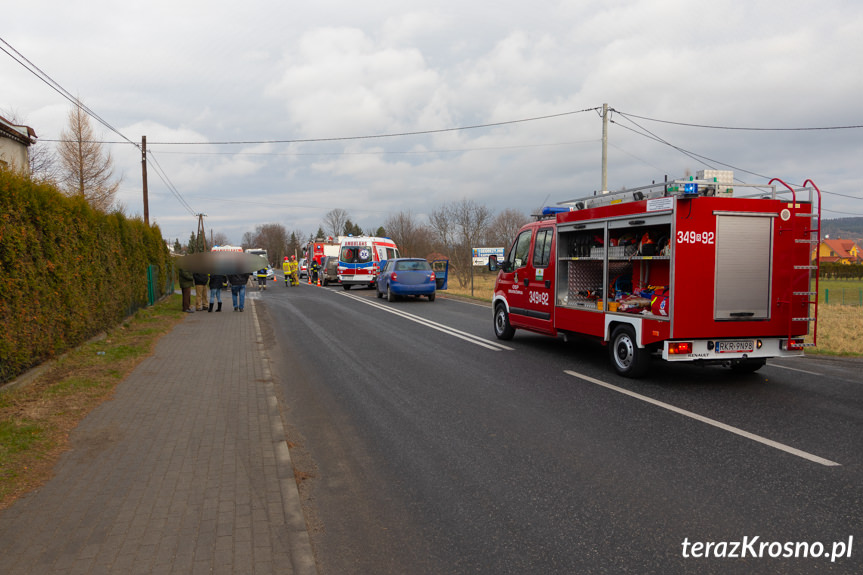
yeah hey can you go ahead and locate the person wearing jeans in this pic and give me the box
[227,272,251,311]
[208,273,227,312]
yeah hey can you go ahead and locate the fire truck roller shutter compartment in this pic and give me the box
[714,214,773,320]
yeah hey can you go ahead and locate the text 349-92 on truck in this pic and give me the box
[489,171,821,377]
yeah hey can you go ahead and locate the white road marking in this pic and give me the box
[766,362,822,376]
[564,370,840,467]
[338,291,513,352]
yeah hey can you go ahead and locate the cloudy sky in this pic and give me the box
[4,0,863,245]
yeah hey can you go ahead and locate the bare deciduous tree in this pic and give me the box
[487,208,529,249]
[251,223,289,264]
[384,210,433,258]
[241,231,255,250]
[429,199,492,287]
[322,208,349,238]
[211,231,230,247]
[57,101,121,211]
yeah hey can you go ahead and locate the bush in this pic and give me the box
[819,263,863,280]
[0,168,171,383]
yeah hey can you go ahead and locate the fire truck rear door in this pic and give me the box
[714,213,774,320]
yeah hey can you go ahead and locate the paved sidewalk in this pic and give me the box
[0,293,315,575]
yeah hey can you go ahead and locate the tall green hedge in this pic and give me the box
[0,168,171,384]
[819,263,863,280]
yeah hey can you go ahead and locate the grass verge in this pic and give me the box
[0,294,185,511]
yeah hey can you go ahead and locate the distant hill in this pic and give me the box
[821,217,863,241]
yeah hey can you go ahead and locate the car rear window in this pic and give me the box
[395,260,431,271]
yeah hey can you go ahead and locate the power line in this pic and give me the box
[0,36,138,148]
[39,108,602,147]
[0,35,202,219]
[146,151,196,216]
[147,139,599,157]
[610,115,863,203]
[613,110,863,132]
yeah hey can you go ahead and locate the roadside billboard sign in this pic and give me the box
[472,247,505,266]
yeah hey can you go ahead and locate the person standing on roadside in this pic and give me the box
[228,272,251,311]
[208,272,227,312]
[288,255,300,286]
[179,267,195,313]
[255,266,268,291]
[193,271,209,311]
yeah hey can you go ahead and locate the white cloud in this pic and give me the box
[2,0,862,241]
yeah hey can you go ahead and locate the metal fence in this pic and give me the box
[823,288,863,306]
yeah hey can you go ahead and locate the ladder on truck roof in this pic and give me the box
[558,173,777,211]
[769,178,822,350]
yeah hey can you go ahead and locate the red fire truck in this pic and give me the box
[304,236,343,270]
[489,171,821,377]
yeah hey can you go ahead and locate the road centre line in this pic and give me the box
[564,370,840,467]
[766,362,822,376]
[338,291,513,352]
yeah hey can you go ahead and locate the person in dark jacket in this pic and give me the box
[193,272,209,311]
[178,267,195,313]
[227,272,251,312]
[208,273,227,312]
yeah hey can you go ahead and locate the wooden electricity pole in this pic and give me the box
[196,213,208,251]
[141,135,149,225]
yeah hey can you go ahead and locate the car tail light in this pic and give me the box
[430,272,436,281]
[391,272,398,281]
[668,342,692,355]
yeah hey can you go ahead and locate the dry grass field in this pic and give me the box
[444,274,861,356]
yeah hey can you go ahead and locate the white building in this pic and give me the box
[0,115,37,174]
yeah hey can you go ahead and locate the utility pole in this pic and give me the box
[601,103,609,193]
[141,135,149,225]
[196,213,208,252]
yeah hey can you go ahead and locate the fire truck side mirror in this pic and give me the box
[488,255,510,273]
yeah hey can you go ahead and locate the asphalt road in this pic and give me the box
[256,279,862,575]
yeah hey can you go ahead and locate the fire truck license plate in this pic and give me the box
[716,340,754,353]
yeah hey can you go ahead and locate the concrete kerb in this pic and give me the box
[250,298,318,575]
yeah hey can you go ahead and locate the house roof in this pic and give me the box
[0,114,37,146]
[822,238,860,258]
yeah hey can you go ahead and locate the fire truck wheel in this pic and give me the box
[493,304,515,340]
[609,325,649,378]
[730,358,766,373]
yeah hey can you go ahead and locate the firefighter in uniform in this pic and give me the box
[283,257,291,286]
[255,266,268,290]
[289,256,300,286]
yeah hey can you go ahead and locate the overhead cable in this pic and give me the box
[613,110,863,131]
[0,36,138,149]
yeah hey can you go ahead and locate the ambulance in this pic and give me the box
[489,171,821,377]
[338,236,400,289]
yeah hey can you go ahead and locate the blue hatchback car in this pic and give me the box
[376,258,437,302]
